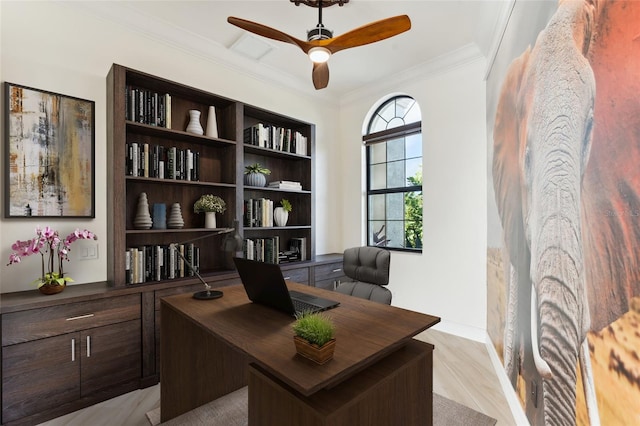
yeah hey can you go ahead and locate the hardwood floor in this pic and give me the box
[37,329,517,426]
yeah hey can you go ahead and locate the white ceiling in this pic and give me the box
[77,1,509,100]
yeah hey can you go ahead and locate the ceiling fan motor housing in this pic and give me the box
[307,26,333,41]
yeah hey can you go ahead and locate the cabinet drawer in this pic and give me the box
[281,266,309,284]
[314,262,345,280]
[2,294,140,346]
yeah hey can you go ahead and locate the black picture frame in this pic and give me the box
[4,82,95,218]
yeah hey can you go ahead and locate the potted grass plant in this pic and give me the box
[292,311,336,364]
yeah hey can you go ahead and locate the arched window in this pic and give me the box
[364,95,422,251]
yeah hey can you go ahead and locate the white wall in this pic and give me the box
[0,1,341,293]
[338,57,488,337]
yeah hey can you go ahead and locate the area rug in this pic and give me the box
[146,387,497,426]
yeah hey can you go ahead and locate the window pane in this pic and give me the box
[369,117,387,133]
[405,159,422,186]
[405,133,422,159]
[369,142,386,164]
[369,194,385,220]
[386,220,404,248]
[378,102,396,123]
[386,193,403,220]
[387,160,405,188]
[387,138,404,162]
[395,97,415,120]
[370,163,386,190]
[404,191,423,249]
[404,102,422,124]
[369,221,388,246]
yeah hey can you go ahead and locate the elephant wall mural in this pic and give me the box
[487,0,640,424]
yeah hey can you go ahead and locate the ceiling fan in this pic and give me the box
[227,0,411,90]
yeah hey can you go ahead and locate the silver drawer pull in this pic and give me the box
[71,338,76,362]
[66,313,95,321]
[283,276,291,280]
[87,336,91,358]
[332,268,342,273]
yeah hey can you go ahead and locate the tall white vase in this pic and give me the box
[205,106,218,138]
[186,110,203,135]
[204,212,217,229]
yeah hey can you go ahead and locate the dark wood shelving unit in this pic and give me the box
[107,64,315,288]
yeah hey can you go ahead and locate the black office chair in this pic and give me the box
[335,246,392,305]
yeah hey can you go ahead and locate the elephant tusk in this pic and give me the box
[531,287,553,379]
[579,339,601,425]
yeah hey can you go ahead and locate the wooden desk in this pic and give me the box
[160,282,440,424]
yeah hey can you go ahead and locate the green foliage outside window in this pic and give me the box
[405,169,423,249]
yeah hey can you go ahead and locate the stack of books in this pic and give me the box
[268,180,302,191]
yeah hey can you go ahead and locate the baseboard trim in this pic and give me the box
[431,320,486,342]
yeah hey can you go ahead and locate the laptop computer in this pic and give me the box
[233,257,340,316]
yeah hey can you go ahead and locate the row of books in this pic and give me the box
[242,237,308,264]
[267,180,303,191]
[244,198,274,227]
[243,236,280,264]
[126,142,200,181]
[125,243,199,285]
[243,123,308,156]
[125,85,171,128]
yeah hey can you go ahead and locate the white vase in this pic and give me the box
[204,212,217,229]
[205,106,218,138]
[273,207,289,227]
[186,110,203,135]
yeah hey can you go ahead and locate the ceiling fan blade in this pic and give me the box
[323,15,411,54]
[312,62,329,90]
[228,17,310,52]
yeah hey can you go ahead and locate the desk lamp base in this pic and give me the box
[193,290,223,300]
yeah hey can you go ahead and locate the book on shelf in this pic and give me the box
[244,198,274,227]
[126,142,199,181]
[125,85,170,128]
[243,123,308,156]
[267,180,303,190]
[243,236,280,264]
[124,243,201,284]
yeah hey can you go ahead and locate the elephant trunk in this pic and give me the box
[530,193,591,424]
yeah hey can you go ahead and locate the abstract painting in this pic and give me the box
[4,83,94,217]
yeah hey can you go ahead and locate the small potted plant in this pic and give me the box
[244,163,271,187]
[274,198,292,227]
[292,311,336,364]
[194,194,226,228]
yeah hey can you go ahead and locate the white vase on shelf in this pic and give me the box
[186,110,203,135]
[205,106,218,138]
[273,207,289,227]
[204,212,217,229]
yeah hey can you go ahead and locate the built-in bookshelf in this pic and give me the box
[107,64,315,288]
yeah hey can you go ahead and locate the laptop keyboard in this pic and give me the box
[292,298,320,314]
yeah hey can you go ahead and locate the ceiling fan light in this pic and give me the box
[308,47,331,63]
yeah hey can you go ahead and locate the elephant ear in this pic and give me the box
[580,0,640,331]
[492,48,532,271]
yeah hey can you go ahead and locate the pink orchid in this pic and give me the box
[7,227,98,288]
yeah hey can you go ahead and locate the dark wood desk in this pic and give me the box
[160,282,440,424]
